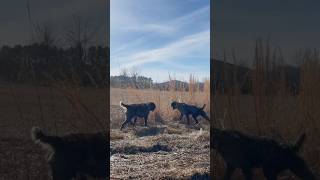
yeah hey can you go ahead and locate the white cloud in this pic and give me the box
[110,1,210,81]
[112,30,209,69]
[126,24,176,34]
[111,3,209,37]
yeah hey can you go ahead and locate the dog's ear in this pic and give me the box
[171,102,176,109]
[292,133,306,152]
[200,104,206,110]
[148,102,156,111]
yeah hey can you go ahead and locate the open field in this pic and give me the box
[210,43,320,179]
[0,83,108,179]
[110,86,320,179]
[110,87,210,179]
[212,94,320,179]
[0,83,210,179]
[0,80,319,179]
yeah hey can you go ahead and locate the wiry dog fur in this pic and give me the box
[212,128,316,180]
[171,101,210,125]
[31,127,107,180]
[119,101,156,130]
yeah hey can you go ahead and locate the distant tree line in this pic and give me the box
[0,16,109,87]
[110,75,153,89]
[110,73,206,91]
[0,43,109,87]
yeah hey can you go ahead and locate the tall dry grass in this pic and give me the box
[212,39,320,178]
[115,74,210,126]
[2,73,109,179]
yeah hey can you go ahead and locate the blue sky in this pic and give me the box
[214,0,320,65]
[111,0,210,82]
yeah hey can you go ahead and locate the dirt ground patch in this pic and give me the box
[110,122,210,179]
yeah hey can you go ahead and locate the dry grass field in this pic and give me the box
[1,43,320,179]
[110,80,211,179]
[0,83,108,180]
[211,43,320,179]
[0,79,210,179]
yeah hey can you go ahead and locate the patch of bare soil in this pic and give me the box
[0,137,49,180]
[110,124,210,179]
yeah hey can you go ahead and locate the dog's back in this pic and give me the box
[176,103,197,114]
[212,129,316,179]
[31,127,107,179]
[213,129,283,167]
[120,101,156,118]
[172,102,209,123]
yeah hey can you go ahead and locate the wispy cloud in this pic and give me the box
[126,24,176,34]
[111,0,210,82]
[118,5,209,35]
[113,30,209,68]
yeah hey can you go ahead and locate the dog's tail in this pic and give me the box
[31,127,60,149]
[120,101,129,109]
[292,133,306,152]
[200,104,206,110]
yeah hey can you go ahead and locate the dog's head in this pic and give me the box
[278,133,307,161]
[171,101,178,109]
[199,111,210,121]
[275,133,316,179]
[291,133,306,152]
[147,102,156,111]
[198,104,210,121]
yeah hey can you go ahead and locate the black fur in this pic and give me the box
[171,101,210,125]
[212,128,316,180]
[31,127,107,180]
[120,101,156,130]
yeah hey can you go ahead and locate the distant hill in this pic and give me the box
[110,75,153,89]
[153,80,204,91]
[110,76,205,91]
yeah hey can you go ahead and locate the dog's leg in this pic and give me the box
[179,113,184,121]
[263,168,277,180]
[78,174,87,180]
[52,174,70,180]
[120,116,130,130]
[144,114,149,127]
[192,114,199,124]
[132,117,137,127]
[120,121,127,130]
[223,165,235,180]
[242,168,253,180]
[265,174,277,180]
[186,114,191,125]
[121,113,135,130]
[51,164,73,180]
[129,117,137,128]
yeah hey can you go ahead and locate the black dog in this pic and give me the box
[120,101,156,130]
[31,127,107,180]
[212,128,316,180]
[171,101,210,125]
